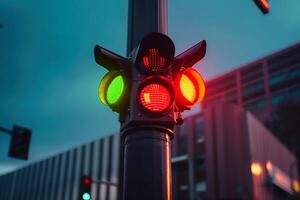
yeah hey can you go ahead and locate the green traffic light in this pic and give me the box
[106,75,124,105]
[82,192,91,200]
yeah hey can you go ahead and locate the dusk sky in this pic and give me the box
[1,0,300,175]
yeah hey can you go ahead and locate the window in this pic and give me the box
[245,99,266,111]
[269,73,287,86]
[289,87,300,98]
[271,93,285,105]
[203,97,221,108]
[194,117,204,142]
[289,66,300,79]
[240,64,263,85]
[269,66,300,92]
[172,160,189,200]
[268,46,300,74]
[225,91,237,103]
[176,124,187,156]
[205,75,236,97]
[242,81,264,101]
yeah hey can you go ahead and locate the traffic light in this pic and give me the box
[253,0,270,14]
[79,175,92,200]
[95,33,206,128]
[95,45,131,114]
[8,126,31,160]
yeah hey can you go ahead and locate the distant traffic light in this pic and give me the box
[79,175,92,200]
[9,126,31,160]
[253,0,270,14]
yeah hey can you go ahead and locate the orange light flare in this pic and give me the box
[260,0,270,9]
[293,179,300,193]
[266,160,273,172]
[251,162,263,176]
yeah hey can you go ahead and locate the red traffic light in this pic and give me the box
[138,76,174,113]
[142,48,166,73]
[136,33,175,74]
[175,68,205,110]
[83,177,92,185]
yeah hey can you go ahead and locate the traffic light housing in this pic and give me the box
[8,126,31,160]
[95,45,131,114]
[79,175,92,200]
[253,0,270,14]
[95,33,206,130]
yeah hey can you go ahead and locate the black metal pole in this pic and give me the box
[119,1,171,200]
[127,0,167,54]
[123,128,173,200]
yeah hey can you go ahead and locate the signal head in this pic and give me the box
[136,33,175,73]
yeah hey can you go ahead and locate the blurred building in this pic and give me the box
[0,104,299,200]
[0,134,120,200]
[1,43,300,200]
[203,42,300,123]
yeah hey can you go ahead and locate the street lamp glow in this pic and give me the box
[251,162,263,176]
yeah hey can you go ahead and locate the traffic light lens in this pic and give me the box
[142,48,167,73]
[180,74,196,103]
[106,75,124,105]
[82,193,91,200]
[139,83,171,112]
[83,177,92,185]
[175,68,205,109]
[99,71,126,106]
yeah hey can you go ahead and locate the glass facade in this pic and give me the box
[242,80,264,101]
[203,43,300,124]
[0,135,119,200]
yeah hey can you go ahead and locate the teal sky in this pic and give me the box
[1,0,300,174]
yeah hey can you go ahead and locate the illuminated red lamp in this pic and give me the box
[175,68,205,110]
[142,48,167,73]
[83,177,92,185]
[139,76,174,113]
[254,0,270,14]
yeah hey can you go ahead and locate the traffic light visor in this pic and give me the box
[139,76,174,113]
[98,71,125,106]
[175,68,205,109]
